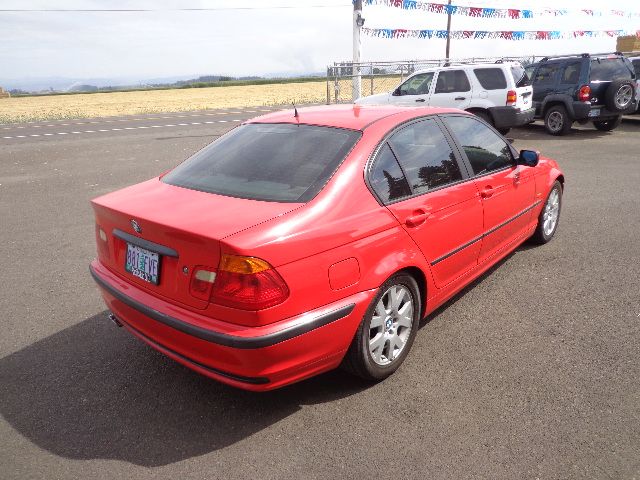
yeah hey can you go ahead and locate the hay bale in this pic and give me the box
[0,87,11,98]
[617,35,640,52]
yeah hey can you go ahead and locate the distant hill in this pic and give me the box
[0,71,325,95]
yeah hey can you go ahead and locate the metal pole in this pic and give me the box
[445,0,452,59]
[352,0,363,102]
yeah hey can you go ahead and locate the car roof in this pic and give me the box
[247,104,462,131]
[411,62,521,75]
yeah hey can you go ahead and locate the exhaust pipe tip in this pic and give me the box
[108,312,123,327]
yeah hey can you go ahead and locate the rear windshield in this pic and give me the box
[473,68,507,90]
[590,58,634,81]
[162,123,361,203]
[511,65,530,87]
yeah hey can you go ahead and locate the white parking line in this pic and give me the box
[0,119,243,140]
[0,108,276,130]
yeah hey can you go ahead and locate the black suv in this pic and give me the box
[525,53,637,135]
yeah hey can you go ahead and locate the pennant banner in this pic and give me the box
[362,1,640,20]
[362,27,640,40]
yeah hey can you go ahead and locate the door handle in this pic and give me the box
[405,209,430,228]
[455,96,466,100]
[415,98,426,102]
[480,186,495,198]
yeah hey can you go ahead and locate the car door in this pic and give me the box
[367,117,483,288]
[388,72,435,106]
[428,70,472,110]
[442,114,537,264]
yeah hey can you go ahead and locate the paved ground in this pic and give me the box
[1,109,639,480]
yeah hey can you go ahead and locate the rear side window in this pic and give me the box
[474,68,507,90]
[560,62,582,84]
[533,64,560,85]
[163,124,361,203]
[435,70,471,93]
[369,144,411,203]
[590,58,633,81]
[388,119,462,194]
[444,116,513,176]
[633,60,640,77]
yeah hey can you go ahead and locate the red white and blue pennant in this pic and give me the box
[362,27,640,40]
[362,1,640,19]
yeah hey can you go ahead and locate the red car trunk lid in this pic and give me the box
[92,178,301,309]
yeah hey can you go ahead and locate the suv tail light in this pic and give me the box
[578,85,591,102]
[189,255,289,310]
[506,90,517,106]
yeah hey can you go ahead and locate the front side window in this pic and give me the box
[369,143,411,203]
[162,123,361,202]
[443,116,514,176]
[397,72,434,96]
[474,68,507,90]
[434,70,471,93]
[388,119,462,195]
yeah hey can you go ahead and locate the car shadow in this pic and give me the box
[419,249,517,329]
[511,122,613,141]
[0,312,371,467]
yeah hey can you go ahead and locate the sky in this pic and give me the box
[0,0,638,85]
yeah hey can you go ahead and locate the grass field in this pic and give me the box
[0,80,330,124]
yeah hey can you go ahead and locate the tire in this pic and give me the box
[530,180,562,244]
[544,105,572,135]
[471,110,492,124]
[342,273,421,381]
[470,110,509,135]
[604,79,635,112]
[593,116,622,131]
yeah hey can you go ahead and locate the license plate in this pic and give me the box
[125,243,161,285]
[588,109,600,117]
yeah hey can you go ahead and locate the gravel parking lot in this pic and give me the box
[1,111,639,479]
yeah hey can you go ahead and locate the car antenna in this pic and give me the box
[292,102,298,118]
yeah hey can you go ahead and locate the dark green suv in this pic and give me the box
[526,53,637,135]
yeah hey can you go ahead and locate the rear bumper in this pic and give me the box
[572,101,635,121]
[489,106,535,128]
[90,260,375,391]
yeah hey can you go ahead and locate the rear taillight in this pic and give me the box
[578,85,591,102]
[212,254,289,310]
[506,90,517,106]
[189,255,289,310]
[95,225,110,259]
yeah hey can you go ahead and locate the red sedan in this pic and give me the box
[90,105,564,391]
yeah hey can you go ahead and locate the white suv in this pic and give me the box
[355,61,535,134]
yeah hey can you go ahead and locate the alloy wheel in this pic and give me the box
[547,111,564,133]
[542,188,560,236]
[368,284,414,366]
[614,85,633,110]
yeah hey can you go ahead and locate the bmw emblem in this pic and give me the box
[130,219,142,234]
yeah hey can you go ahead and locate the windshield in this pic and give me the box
[162,123,361,203]
[590,58,634,81]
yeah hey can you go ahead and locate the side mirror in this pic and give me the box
[392,88,401,96]
[518,149,539,167]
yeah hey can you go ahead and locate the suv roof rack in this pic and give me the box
[540,51,624,62]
